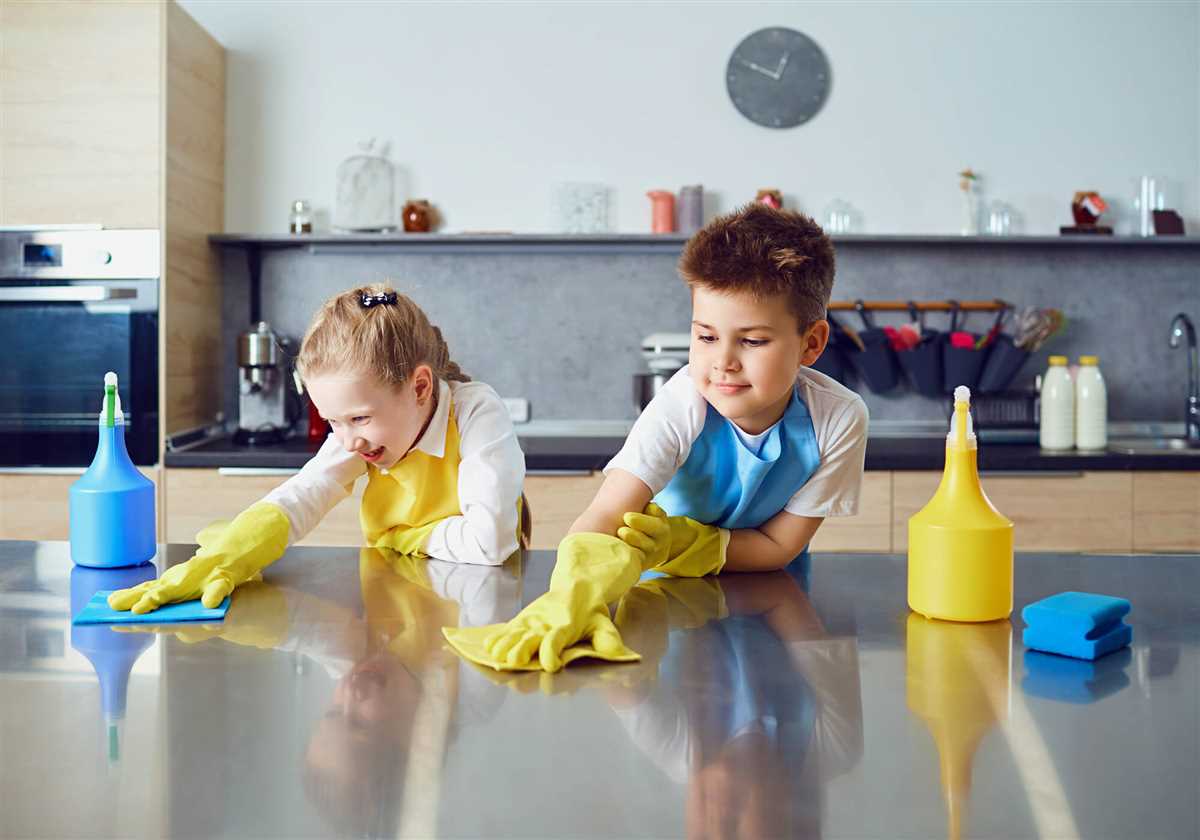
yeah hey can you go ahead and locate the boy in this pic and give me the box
[445,204,868,672]
[575,202,868,573]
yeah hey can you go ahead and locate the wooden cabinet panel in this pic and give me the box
[893,471,1133,553]
[1133,472,1200,553]
[0,468,160,542]
[0,1,162,227]
[523,472,607,550]
[164,469,364,547]
[163,0,225,437]
[809,471,893,552]
[524,471,893,553]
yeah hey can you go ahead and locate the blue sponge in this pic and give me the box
[1021,591,1132,661]
[1022,648,1132,704]
[72,590,230,625]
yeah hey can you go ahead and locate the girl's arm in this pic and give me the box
[423,384,525,566]
[261,433,367,544]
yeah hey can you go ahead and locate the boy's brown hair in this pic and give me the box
[678,203,836,332]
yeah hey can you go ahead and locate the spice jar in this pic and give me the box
[402,199,434,233]
[288,200,313,234]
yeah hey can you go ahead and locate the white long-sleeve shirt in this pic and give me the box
[261,379,526,565]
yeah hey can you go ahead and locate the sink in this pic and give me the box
[1107,437,1200,455]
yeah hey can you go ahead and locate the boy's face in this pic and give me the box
[689,286,829,435]
[305,366,435,470]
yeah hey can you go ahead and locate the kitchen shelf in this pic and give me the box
[210,231,1200,323]
[209,232,1200,254]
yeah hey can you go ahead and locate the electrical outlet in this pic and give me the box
[503,398,530,423]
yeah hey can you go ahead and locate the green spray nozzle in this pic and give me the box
[102,371,120,427]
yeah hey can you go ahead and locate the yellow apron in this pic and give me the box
[360,407,465,553]
[360,403,526,556]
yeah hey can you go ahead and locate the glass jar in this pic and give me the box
[288,200,313,234]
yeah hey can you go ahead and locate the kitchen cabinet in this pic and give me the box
[0,1,225,541]
[809,471,893,552]
[523,472,608,550]
[893,471,1134,553]
[1,0,225,436]
[164,469,363,548]
[0,468,159,542]
[1133,472,1200,552]
[523,470,894,553]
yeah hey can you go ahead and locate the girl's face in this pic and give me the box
[305,366,436,470]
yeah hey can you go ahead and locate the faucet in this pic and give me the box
[1168,312,1200,446]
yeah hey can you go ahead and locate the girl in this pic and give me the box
[109,284,528,615]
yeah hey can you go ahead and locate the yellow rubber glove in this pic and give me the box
[107,501,290,615]
[373,519,440,556]
[443,532,644,673]
[617,503,729,577]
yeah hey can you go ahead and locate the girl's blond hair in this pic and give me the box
[297,284,470,387]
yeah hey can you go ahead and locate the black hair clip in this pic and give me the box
[360,291,398,308]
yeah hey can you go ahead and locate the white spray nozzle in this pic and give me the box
[948,384,976,447]
[99,371,124,424]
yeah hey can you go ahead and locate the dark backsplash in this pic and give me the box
[217,239,1198,424]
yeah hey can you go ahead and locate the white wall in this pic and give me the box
[180,0,1199,235]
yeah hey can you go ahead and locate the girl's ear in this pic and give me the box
[412,364,435,405]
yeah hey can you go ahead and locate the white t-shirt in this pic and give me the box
[605,365,868,520]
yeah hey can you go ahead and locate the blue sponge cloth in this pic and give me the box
[1021,591,1132,661]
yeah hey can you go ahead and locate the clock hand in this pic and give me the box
[737,57,779,80]
[772,52,791,80]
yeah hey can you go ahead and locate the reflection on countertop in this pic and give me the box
[2,540,1196,838]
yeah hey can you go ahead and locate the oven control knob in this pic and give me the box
[98,251,112,265]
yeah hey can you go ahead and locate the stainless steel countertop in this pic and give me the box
[3,541,1197,839]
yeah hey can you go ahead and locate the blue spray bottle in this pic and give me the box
[70,563,157,764]
[69,372,156,568]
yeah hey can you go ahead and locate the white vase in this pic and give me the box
[960,189,980,236]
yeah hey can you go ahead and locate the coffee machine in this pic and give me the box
[234,321,297,445]
[634,332,690,411]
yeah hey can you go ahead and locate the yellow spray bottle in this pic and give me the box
[908,386,1013,622]
[906,614,1011,840]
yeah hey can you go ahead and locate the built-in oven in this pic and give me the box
[0,229,159,467]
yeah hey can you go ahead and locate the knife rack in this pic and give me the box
[828,299,1009,312]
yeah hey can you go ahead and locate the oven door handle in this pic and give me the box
[0,286,137,302]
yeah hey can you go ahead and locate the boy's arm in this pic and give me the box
[568,468,653,537]
[722,510,824,572]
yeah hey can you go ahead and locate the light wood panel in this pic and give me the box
[893,471,1134,553]
[164,468,364,547]
[809,471,893,552]
[524,471,894,553]
[523,472,607,549]
[0,1,161,226]
[162,0,225,438]
[1133,471,1200,552]
[0,468,159,542]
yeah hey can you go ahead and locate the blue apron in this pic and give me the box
[654,385,821,531]
[661,615,816,776]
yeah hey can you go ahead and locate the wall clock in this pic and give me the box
[726,27,831,129]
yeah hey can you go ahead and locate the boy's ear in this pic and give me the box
[800,320,831,366]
